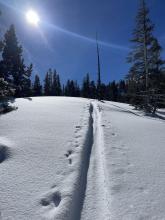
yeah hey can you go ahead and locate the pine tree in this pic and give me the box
[149,38,165,92]
[118,80,127,102]
[56,74,62,96]
[108,81,118,101]
[0,78,13,101]
[51,69,57,96]
[48,69,53,95]
[51,70,62,96]
[21,63,33,97]
[74,81,80,97]
[127,0,165,111]
[44,69,54,96]
[44,72,50,96]
[64,80,70,96]
[62,84,65,96]
[90,81,97,99]
[33,74,42,96]
[0,24,32,97]
[127,0,154,92]
[64,79,80,97]
[0,14,15,101]
[82,73,91,98]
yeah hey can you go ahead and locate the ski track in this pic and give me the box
[39,101,110,220]
[80,101,110,220]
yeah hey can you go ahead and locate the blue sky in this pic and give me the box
[0,0,165,84]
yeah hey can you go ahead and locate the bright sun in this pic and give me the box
[26,10,40,26]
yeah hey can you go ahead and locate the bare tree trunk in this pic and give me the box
[96,33,101,101]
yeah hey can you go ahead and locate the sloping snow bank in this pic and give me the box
[101,101,165,220]
[0,97,90,220]
[39,103,94,220]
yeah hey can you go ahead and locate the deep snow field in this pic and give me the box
[0,97,165,220]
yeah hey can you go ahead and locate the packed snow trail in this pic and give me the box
[80,101,110,220]
[41,101,111,220]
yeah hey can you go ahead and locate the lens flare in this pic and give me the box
[26,10,40,26]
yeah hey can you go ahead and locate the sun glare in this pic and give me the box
[26,10,40,26]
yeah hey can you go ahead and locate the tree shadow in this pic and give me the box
[148,113,165,121]
[157,110,165,116]
[0,97,18,115]
[23,97,33,101]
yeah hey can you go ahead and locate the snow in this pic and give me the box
[80,102,110,220]
[0,97,90,220]
[101,101,165,220]
[0,97,165,220]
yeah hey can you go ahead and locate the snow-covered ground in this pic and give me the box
[0,97,165,220]
[102,101,165,220]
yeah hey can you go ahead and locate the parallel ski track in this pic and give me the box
[79,101,110,220]
[48,101,110,220]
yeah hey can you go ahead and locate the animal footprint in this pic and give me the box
[75,126,81,129]
[69,158,72,164]
[0,144,10,163]
[51,184,57,189]
[52,192,61,207]
[65,150,73,165]
[40,191,61,208]
[64,150,73,158]
[75,134,82,138]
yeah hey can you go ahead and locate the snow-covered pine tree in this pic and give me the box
[0,78,12,100]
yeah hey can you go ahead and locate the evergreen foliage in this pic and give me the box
[0,24,32,98]
[127,0,165,112]
[33,74,42,96]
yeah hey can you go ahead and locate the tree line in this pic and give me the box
[0,23,126,102]
[33,71,127,102]
[0,0,165,113]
